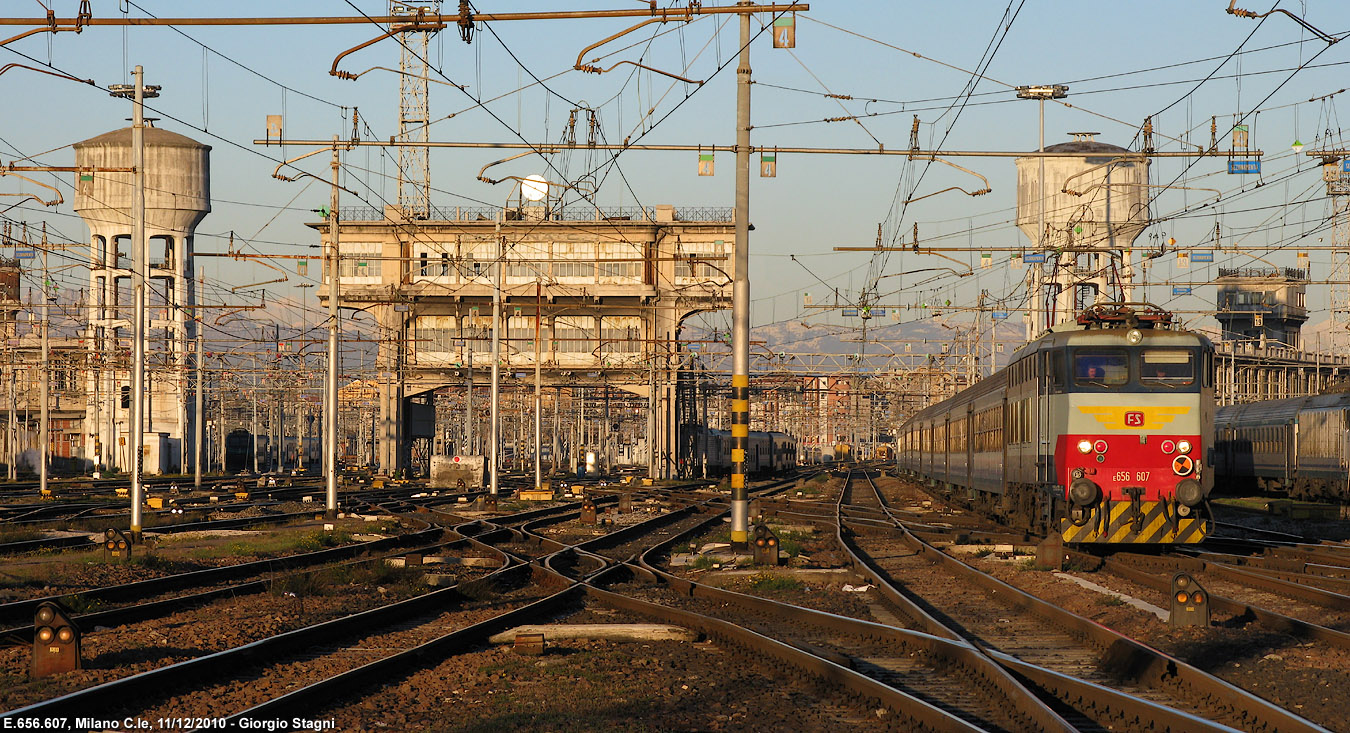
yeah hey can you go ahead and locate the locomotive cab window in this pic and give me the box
[1049,351,1067,391]
[1073,350,1128,387]
[1139,349,1195,387]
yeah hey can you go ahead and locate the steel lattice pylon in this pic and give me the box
[392,2,436,219]
[1332,192,1350,352]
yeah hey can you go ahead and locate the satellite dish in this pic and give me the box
[521,174,549,202]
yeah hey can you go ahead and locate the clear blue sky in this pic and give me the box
[3,1,1349,346]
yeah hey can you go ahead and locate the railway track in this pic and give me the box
[839,467,1328,732]
[3,468,1345,731]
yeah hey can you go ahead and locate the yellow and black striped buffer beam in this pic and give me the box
[1060,501,1208,544]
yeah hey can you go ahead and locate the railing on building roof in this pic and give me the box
[336,205,734,223]
[1214,339,1350,365]
[1217,266,1307,281]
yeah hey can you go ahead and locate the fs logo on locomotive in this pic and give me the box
[1078,405,1190,430]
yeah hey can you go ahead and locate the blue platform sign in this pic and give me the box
[1172,286,1192,295]
[992,311,1009,319]
[1343,159,1350,173]
[14,249,34,259]
[1191,251,1214,263]
[842,308,858,317]
[871,308,885,317]
[1022,253,1046,263]
[1228,159,1260,174]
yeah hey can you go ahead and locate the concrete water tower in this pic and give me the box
[73,125,210,473]
[1016,133,1150,328]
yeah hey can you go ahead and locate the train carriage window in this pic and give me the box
[1139,349,1195,387]
[1050,352,1066,391]
[1073,350,1128,387]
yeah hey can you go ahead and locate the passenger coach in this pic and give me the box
[898,305,1214,544]
[1214,392,1350,502]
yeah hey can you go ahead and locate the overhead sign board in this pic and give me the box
[1228,159,1260,175]
[1191,251,1214,263]
[842,308,858,317]
[1022,253,1046,263]
[14,250,35,259]
[1172,286,1192,295]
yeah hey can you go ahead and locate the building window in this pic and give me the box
[339,243,382,279]
[600,316,643,354]
[554,315,596,354]
[598,242,643,283]
[554,242,596,281]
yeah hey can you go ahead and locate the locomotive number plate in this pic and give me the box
[1125,411,1145,426]
[1112,471,1150,482]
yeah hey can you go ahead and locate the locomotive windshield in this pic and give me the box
[1073,350,1128,387]
[1139,348,1195,387]
[1065,345,1204,392]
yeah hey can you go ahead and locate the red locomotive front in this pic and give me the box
[1053,340,1211,543]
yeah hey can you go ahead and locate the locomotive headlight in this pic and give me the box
[1126,329,1144,345]
[1093,440,1108,454]
[1077,440,1093,454]
[1177,439,1192,454]
[1160,440,1176,454]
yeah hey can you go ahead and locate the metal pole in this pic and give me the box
[252,348,259,474]
[552,386,561,476]
[39,243,48,497]
[274,323,282,471]
[193,319,203,488]
[1037,96,1045,330]
[296,282,310,471]
[489,216,503,496]
[217,372,225,472]
[7,365,14,481]
[534,278,542,489]
[729,4,752,549]
[129,65,147,542]
[465,345,473,455]
[325,137,340,518]
[646,364,654,477]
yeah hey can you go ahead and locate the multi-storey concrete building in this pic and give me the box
[316,202,734,477]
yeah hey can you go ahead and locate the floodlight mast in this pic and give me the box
[109,67,159,543]
[1015,83,1068,338]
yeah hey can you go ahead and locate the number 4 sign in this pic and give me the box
[773,16,796,48]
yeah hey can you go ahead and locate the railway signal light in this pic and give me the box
[752,523,780,566]
[1169,573,1210,627]
[32,601,81,678]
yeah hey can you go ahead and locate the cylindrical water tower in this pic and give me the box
[1015,133,1150,329]
[73,125,210,474]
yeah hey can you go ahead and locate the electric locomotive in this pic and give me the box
[898,304,1214,544]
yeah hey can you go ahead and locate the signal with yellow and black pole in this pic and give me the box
[730,373,750,549]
